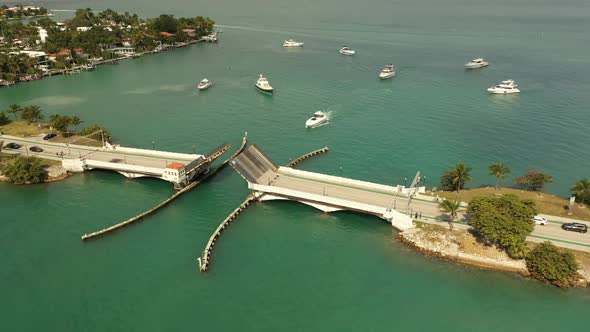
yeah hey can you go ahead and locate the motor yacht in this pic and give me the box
[283,39,304,47]
[465,58,489,69]
[487,79,520,94]
[339,47,355,56]
[197,78,212,90]
[255,74,273,93]
[379,64,396,79]
[305,111,328,128]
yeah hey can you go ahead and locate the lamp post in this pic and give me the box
[404,177,407,187]
[152,140,155,150]
[339,166,343,177]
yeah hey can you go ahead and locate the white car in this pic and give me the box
[532,215,548,226]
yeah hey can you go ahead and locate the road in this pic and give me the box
[263,168,590,252]
[1,134,198,169]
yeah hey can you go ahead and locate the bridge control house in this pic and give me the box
[163,162,187,184]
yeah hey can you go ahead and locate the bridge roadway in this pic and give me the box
[1,134,198,168]
[231,145,590,252]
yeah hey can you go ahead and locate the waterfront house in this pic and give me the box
[57,49,72,60]
[182,29,196,37]
[122,38,132,47]
[73,48,89,60]
[76,26,92,32]
[159,32,175,38]
[38,27,48,43]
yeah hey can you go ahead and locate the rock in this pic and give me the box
[46,165,67,178]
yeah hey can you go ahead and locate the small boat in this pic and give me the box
[305,111,328,128]
[255,74,273,93]
[465,58,489,69]
[487,79,520,94]
[379,64,396,79]
[339,47,355,56]
[283,39,304,47]
[197,78,212,90]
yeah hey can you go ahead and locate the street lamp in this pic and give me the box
[404,177,407,187]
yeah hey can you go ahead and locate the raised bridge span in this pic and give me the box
[230,145,415,231]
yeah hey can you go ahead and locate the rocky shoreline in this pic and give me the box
[399,225,589,287]
[0,165,72,184]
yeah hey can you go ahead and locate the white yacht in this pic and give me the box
[255,74,273,93]
[283,39,304,47]
[379,64,396,79]
[487,79,520,94]
[465,58,489,69]
[339,47,355,56]
[305,111,329,128]
[197,78,212,90]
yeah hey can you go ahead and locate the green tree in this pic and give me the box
[439,199,461,230]
[1,156,47,184]
[571,178,590,207]
[467,195,537,258]
[526,241,581,287]
[0,111,11,125]
[152,14,179,33]
[488,162,511,190]
[21,105,44,124]
[78,124,112,143]
[49,114,71,135]
[440,162,472,193]
[515,170,553,192]
[7,104,22,121]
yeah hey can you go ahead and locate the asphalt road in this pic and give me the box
[263,168,590,252]
[1,134,197,169]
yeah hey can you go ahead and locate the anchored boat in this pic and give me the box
[197,78,212,90]
[255,74,273,93]
[283,39,304,47]
[379,64,396,79]
[465,57,489,69]
[487,79,520,94]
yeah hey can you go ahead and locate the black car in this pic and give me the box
[4,142,22,149]
[561,223,588,233]
[29,146,43,153]
[43,133,57,140]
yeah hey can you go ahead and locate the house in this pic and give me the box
[122,38,132,47]
[159,32,175,37]
[56,22,66,31]
[76,26,92,32]
[47,54,57,61]
[38,27,48,43]
[18,51,49,68]
[182,29,196,37]
[57,49,72,59]
[163,162,186,183]
[73,48,89,60]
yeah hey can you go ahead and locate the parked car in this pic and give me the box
[532,215,548,226]
[43,133,57,140]
[29,146,43,153]
[561,223,588,233]
[4,142,22,149]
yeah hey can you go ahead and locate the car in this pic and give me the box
[561,223,588,233]
[4,142,22,149]
[43,133,57,140]
[29,146,43,153]
[532,215,548,226]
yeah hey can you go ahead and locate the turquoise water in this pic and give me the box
[2,0,590,330]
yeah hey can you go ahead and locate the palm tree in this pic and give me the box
[439,199,461,231]
[6,104,22,121]
[488,162,511,190]
[571,178,590,207]
[22,105,44,124]
[452,162,472,193]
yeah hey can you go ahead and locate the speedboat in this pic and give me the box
[197,78,212,90]
[487,79,520,94]
[339,47,355,56]
[379,64,396,79]
[465,58,489,69]
[255,74,273,93]
[283,39,304,47]
[305,111,328,128]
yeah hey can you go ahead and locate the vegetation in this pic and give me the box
[440,162,472,193]
[571,178,590,207]
[0,5,48,20]
[488,162,511,190]
[48,114,83,136]
[78,124,112,142]
[0,111,10,125]
[515,169,553,192]
[0,155,47,184]
[439,199,461,230]
[526,241,581,287]
[467,195,537,258]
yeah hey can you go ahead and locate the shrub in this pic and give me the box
[78,124,112,142]
[1,156,47,184]
[526,241,581,287]
[467,195,536,258]
[0,111,11,125]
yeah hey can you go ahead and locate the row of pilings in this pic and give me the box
[81,134,248,241]
[286,146,329,167]
[199,145,330,272]
[199,194,256,272]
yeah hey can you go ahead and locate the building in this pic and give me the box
[122,38,132,47]
[38,27,48,43]
[76,27,92,32]
[163,162,187,183]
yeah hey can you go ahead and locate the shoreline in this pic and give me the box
[398,225,589,287]
[0,165,72,184]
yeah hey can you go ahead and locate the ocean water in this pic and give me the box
[1,0,590,331]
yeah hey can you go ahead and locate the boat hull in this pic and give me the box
[197,84,212,90]
[305,118,328,128]
[487,88,520,94]
[465,62,489,69]
[255,84,273,93]
[379,72,396,79]
[339,50,355,56]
